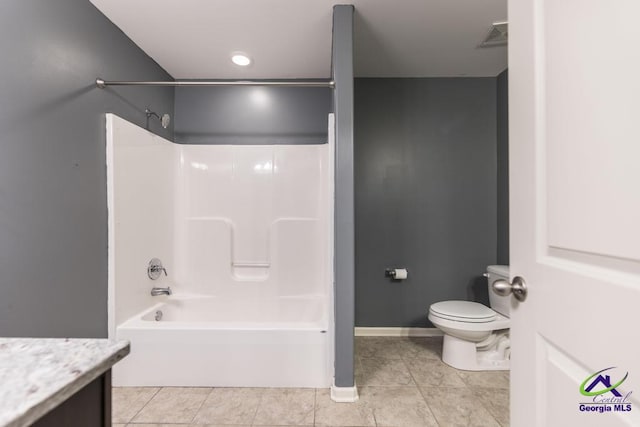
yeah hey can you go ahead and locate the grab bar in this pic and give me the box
[231,262,270,268]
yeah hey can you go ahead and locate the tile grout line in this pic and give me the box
[313,387,317,426]
[354,352,381,427]
[125,386,162,424]
[472,385,506,427]
[188,386,215,424]
[472,386,508,427]
[365,337,435,426]
[415,381,442,427]
[452,367,467,389]
[250,387,266,426]
[403,354,443,427]
[401,337,447,426]
[398,355,417,388]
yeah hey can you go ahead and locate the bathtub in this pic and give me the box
[113,295,331,387]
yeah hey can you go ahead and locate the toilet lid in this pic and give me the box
[429,301,496,323]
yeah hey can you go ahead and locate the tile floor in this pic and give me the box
[113,336,509,427]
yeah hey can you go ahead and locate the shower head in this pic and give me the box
[479,21,508,47]
[145,108,171,129]
[160,113,170,129]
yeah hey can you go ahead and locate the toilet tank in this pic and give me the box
[487,265,510,317]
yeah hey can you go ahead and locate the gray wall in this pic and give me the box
[354,78,497,328]
[0,0,174,337]
[332,5,356,388]
[174,86,332,144]
[497,70,509,265]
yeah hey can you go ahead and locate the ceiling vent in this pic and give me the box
[480,21,508,47]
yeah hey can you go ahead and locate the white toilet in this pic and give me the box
[428,265,511,371]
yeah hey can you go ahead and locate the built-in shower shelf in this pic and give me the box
[231,262,271,268]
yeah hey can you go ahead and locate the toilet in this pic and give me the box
[428,265,511,371]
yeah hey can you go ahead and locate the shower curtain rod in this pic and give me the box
[96,78,335,89]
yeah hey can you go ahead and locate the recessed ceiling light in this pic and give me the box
[231,52,251,66]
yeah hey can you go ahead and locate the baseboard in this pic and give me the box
[354,327,443,337]
[330,380,359,402]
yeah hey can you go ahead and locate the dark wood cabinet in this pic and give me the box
[31,370,111,427]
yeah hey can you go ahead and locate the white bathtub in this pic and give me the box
[113,295,331,387]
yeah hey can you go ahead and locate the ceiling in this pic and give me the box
[90,0,507,79]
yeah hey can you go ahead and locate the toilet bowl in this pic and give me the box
[428,265,510,371]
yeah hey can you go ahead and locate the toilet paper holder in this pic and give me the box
[385,268,408,280]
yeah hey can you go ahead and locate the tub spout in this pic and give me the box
[151,286,172,296]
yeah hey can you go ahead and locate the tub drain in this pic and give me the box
[155,310,163,321]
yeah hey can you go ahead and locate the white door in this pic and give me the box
[509,1,640,426]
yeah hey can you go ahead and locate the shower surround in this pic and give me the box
[106,114,334,387]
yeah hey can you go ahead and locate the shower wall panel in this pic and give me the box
[109,114,331,335]
[175,145,329,297]
[107,114,177,333]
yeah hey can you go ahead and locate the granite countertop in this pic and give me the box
[0,338,130,427]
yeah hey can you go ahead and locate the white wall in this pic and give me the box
[108,114,331,332]
[107,114,177,335]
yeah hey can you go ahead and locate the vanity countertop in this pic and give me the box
[0,338,129,427]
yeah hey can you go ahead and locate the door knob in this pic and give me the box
[492,276,528,302]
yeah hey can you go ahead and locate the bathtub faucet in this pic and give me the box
[150,286,172,296]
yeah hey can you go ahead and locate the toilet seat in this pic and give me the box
[429,300,496,323]
[428,311,510,333]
